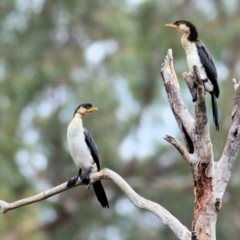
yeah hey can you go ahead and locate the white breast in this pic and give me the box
[181,35,213,92]
[67,118,96,172]
[181,35,207,79]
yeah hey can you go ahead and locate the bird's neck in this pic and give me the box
[181,34,191,49]
[71,113,83,127]
[74,113,82,118]
[185,28,198,42]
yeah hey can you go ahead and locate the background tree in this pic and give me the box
[0,0,239,239]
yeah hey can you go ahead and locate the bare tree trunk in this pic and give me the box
[0,50,239,240]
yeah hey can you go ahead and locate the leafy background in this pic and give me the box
[0,0,239,239]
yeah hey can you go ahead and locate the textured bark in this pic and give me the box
[161,49,240,240]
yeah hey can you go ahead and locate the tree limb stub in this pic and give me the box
[164,135,191,164]
[0,168,191,240]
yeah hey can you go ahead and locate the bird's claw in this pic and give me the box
[192,94,197,102]
[80,172,91,184]
[67,176,79,187]
[80,166,93,185]
[67,167,92,186]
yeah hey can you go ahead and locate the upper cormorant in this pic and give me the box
[165,20,220,130]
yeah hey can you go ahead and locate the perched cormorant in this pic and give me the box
[165,20,220,130]
[67,103,109,208]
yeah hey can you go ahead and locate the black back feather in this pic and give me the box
[196,40,220,98]
[84,128,109,207]
[84,128,100,170]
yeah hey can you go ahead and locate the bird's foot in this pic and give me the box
[80,167,93,185]
[67,176,78,187]
[192,83,198,102]
[192,93,197,102]
[67,169,82,187]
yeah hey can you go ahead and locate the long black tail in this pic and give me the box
[211,93,219,131]
[93,181,109,208]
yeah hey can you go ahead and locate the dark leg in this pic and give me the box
[80,167,93,184]
[192,94,197,102]
[67,169,82,187]
[192,82,198,102]
[191,231,198,240]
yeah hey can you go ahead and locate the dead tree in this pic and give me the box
[0,50,240,240]
[162,49,240,239]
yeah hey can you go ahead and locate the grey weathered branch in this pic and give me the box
[161,49,195,154]
[193,65,209,134]
[164,135,191,164]
[182,72,197,101]
[215,79,240,198]
[0,168,191,240]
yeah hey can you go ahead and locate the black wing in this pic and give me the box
[84,128,100,171]
[196,40,220,98]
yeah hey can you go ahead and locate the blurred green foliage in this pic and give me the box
[0,0,239,239]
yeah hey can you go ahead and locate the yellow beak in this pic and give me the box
[86,107,98,113]
[165,23,179,29]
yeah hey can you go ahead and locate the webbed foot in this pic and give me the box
[80,167,93,184]
[67,176,79,187]
[67,169,82,187]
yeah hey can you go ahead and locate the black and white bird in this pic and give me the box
[165,20,220,130]
[67,103,109,208]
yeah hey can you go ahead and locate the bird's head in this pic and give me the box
[165,20,198,41]
[73,103,98,117]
